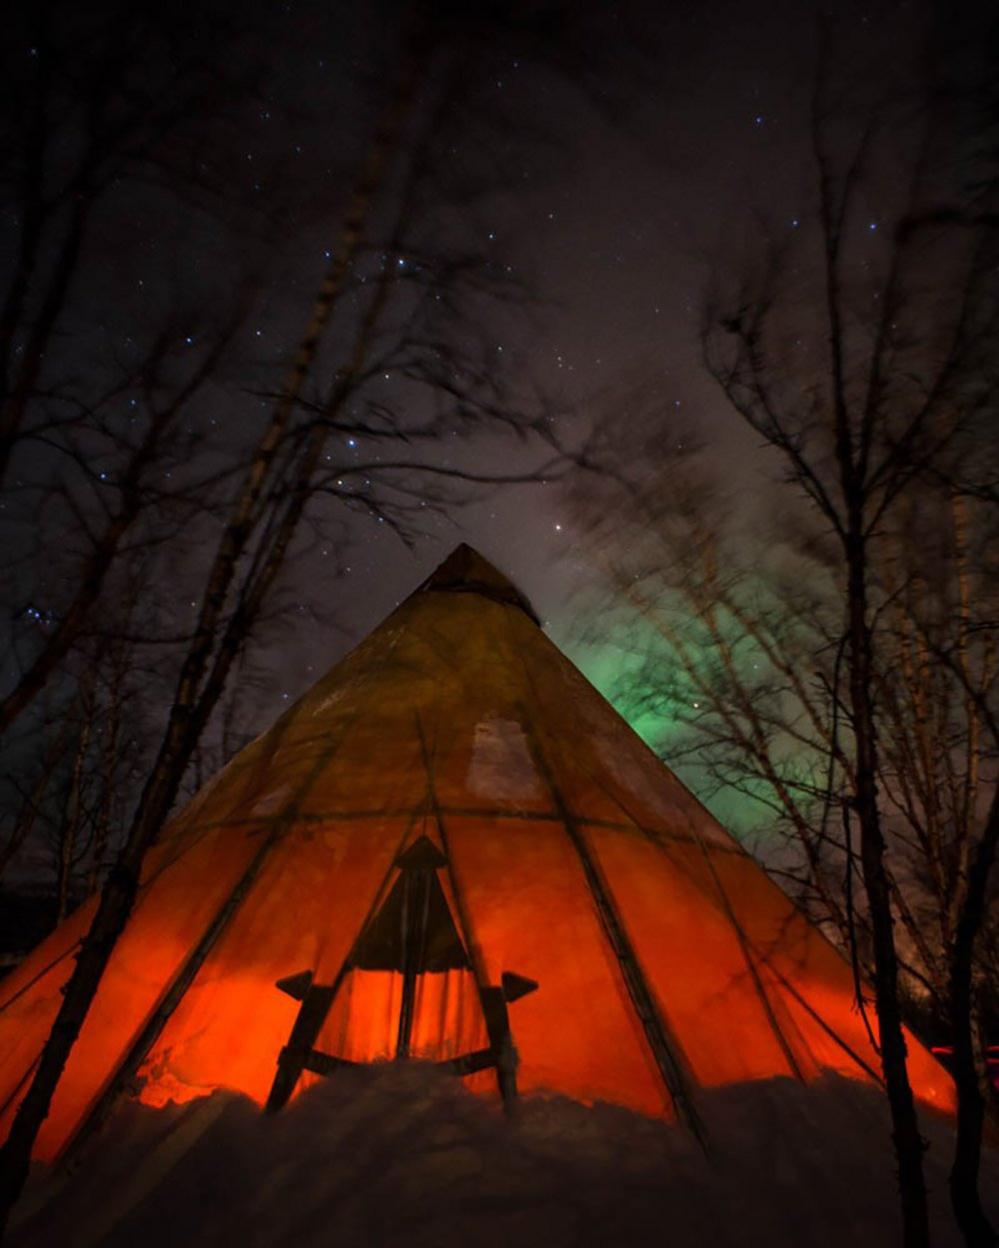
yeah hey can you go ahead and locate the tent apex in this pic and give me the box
[417,543,540,623]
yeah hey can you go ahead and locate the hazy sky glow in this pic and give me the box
[1,0,958,843]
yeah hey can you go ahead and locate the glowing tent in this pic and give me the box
[0,545,954,1162]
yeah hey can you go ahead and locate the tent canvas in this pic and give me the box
[0,545,955,1163]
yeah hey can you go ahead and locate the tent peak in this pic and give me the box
[418,544,539,624]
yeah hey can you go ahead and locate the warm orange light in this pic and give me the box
[0,548,958,1161]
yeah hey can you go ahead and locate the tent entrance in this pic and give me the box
[266,836,537,1112]
[350,836,472,1061]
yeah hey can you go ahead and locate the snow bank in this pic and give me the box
[11,1065,999,1247]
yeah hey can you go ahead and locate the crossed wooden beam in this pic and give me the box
[266,835,537,1113]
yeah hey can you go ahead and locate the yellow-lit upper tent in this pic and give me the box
[0,545,954,1160]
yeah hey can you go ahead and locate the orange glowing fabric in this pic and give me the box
[0,546,955,1159]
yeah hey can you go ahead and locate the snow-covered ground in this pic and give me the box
[12,1065,999,1247]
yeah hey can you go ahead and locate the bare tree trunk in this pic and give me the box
[0,197,91,488]
[86,662,122,897]
[814,67,931,1225]
[845,533,929,1248]
[0,733,67,885]
[56,706,92,923]
[0,43,423,1233]
[0,332,234,734]
[948,781,999,1247]
[0,802,39,888]
[0,31,48,412]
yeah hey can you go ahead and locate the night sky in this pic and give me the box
[2,0,969,784]
[327,0,820,608]
[237,0,927,710]
[200,1,877,677]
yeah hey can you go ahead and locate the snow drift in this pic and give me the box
[11,1064,998,1247]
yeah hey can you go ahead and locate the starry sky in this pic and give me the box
[246,0,914,695]
[3,0,956,753]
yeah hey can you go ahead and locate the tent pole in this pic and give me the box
[59,827,281,1165]
[415,715,522,1111]
[61,720,356,1163]
[519,709,708,1149]
[592,777,808,1086]
[266,814,419,1112]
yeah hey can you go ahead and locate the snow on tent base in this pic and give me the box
[10,1065,999,1248]
[0,545,957,1167]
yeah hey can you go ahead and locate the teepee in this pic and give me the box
[0,545,954,1163]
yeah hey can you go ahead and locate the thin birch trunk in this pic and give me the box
[948,781,999,1247]
[0,41,424,1233]
[56,707,92,924]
